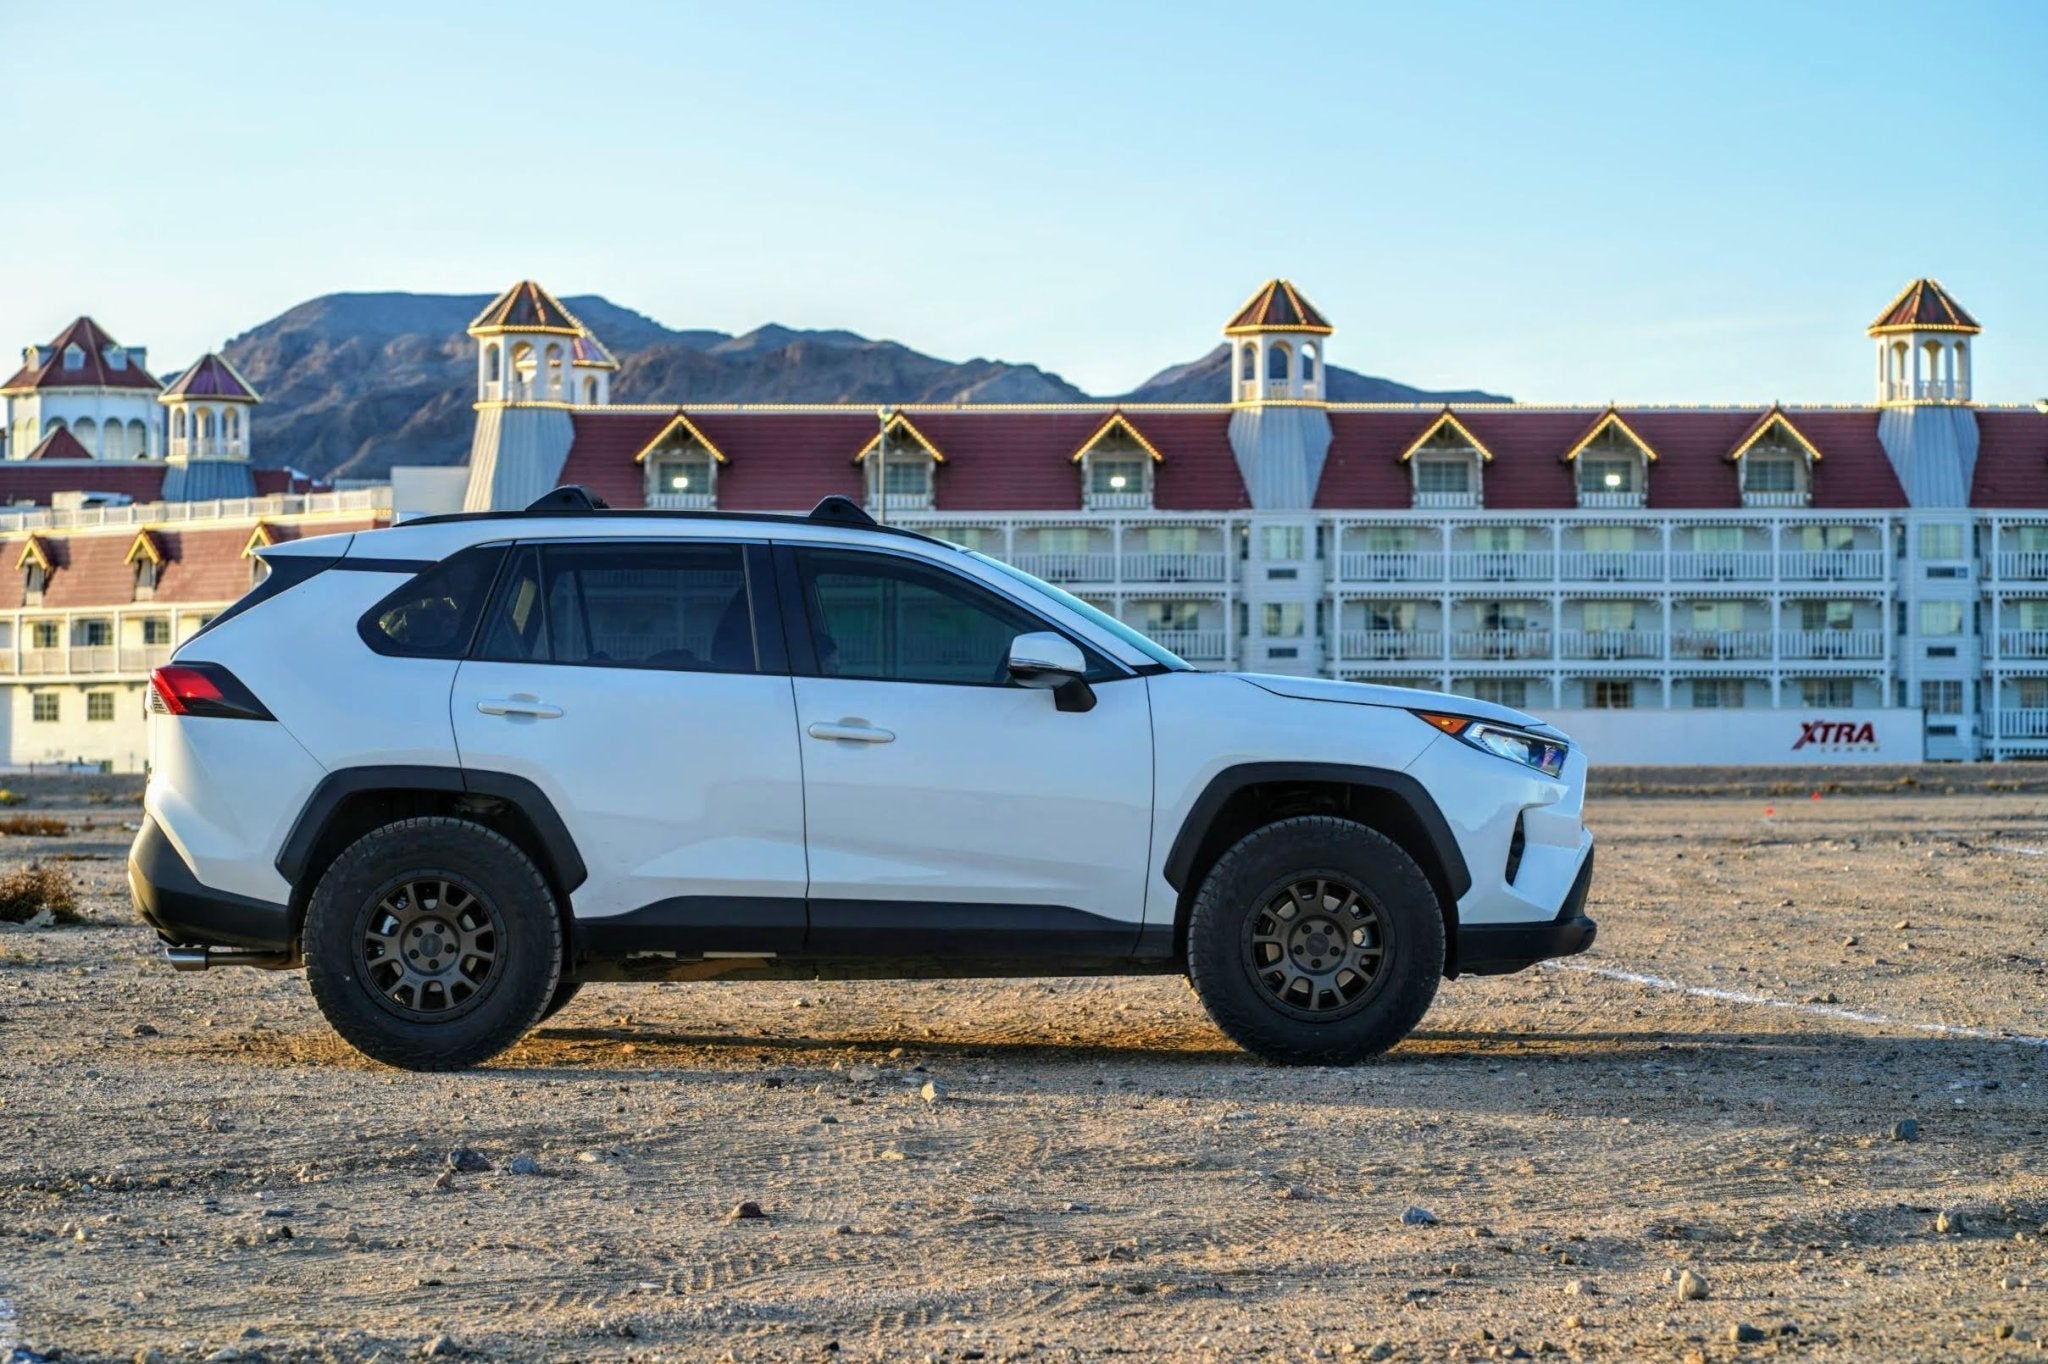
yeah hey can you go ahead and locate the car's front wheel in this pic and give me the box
[303,817,562,1071]
[1186,816,1443,1065]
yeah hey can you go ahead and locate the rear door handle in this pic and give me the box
[807,720,895,743]
[477,697,564,719]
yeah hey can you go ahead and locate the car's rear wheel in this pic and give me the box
[1186,815,1443,1065]
[304,817,561,1071]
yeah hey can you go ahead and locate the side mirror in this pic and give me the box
[1007,632,1096,713]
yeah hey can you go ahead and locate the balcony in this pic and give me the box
[1149,629,1227,662]
[1412,490,1479,510]
[1336,551,1441,583]
[1559,550,1663,582]
[1992,552,2048,581]
[1084,491,1153,511]
[1558,629,1663,661]
[1670,551,1772,581]
[1448,551,1551,582]
[1450,629,1552,661]
[1779,550,1884,581]
[1777,629,1885,661]
[1998,630,2048,660]
[1010,552,1117,582]
[1576,490,1645,509]
[1993,709,2048,740]
[1740,490,1810,509]
[1670,629,1772,661]
[648,491,717,510]
[1122,552,1229,584]
[1338,630,1443,661]
[0,488,392,533]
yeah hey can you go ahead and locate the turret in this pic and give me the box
[1871,278,1978,405]
[1224,279,1333,403]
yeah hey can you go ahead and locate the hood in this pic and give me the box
[1235,674,1553,733]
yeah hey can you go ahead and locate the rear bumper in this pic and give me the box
[1453,846,1597,977]
[129,814,294,953]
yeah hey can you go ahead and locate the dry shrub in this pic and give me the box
[0,790,23,806]
[0,814,69,837]
[0,863,81,924]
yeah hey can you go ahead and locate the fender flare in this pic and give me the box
[1161,761,1472,901]
[274,764,588,892]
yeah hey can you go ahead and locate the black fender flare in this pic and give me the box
[1161,762,1472,902]
[274,765,588,892]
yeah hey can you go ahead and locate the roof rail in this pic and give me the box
[807,495,876,528]
[526,485,609,512]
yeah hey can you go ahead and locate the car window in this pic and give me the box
[795,547,1104,685]
[360,545,506,659]
[475,541,759,673]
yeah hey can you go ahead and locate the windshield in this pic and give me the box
[969,551,1193,671]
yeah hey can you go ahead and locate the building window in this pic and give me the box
[1918,601,1964,636]
[32,693,58,723]
[1690,601,1745,632]
[1691,526,1745,553]
[1582,600,1638,631]
[1088,453,1148,497]
[2017,601,2048,632]
[1582,525,1636,553]
[141,617,172,645]
[86,692,115,722]
[1414,457,1472,495]
[1743,449,1801,494]
[1798,600,1855,631]
[1364,601,1421,632]
[134,558,158,597]
[1364,526,1415,553]
[1262,603,1305,637]
[1462,678,1529,708]
[1141,601,1202,632]
[62,344,84,370]
[1800,678,1857,707]
[2018,678,2048,709]
[1800,525,1855,553]
[1481,600,1542,631]
[1590,680,1634,709]
[24,565,47,601]
[1918,524,1965,560]
[649,449,714,502]
[1262,526,1306,560]
[74,619,112,647]
[31,621,58,649]
[877,457,932,501]
[1921,680,1963,715]
[1475,526,1526,553]
[1690,679,1747,709]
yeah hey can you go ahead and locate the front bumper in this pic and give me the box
[1453,846,1597,976]
[129,814,294,953]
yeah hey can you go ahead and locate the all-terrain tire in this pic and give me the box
[537,978,583,1022]
[1186,816,1443,1065]
[303,817,562,1071]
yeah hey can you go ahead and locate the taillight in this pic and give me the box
[149,664,274,721]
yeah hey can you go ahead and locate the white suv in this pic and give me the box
[129,490,1596,1070]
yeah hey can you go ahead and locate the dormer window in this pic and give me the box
[634,414,728,509]
[1568,412,1655,508]
[1402,414,1489,509]
[62,344,84,371]
[18,537,52,606]
[23,564,47,602]
[857,413,943,512]
[128,531,165,601]
[134,558,158,597]
[1733,410,1817,508]
[106,346,127,371]
[1073,415,1161,509]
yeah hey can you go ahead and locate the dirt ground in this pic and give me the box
[1,773,2044,1363]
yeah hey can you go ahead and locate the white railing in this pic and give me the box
[1780,550,1884,580]
[1558,629,1663,660]
[1336,552,1441,583]
[1741,490,1810,508]
[1558,551,1663,581]
[1670,551,1772,581]
[0,488,390,533]
[867,492,933,513]
[16,651,68,676]
[1085,492,1153,511]
[1777,629,1885,661]
[1122,552,1229,583]
[1448,551,1552,581]
[1998,630,2048,659]
[1412,490,1479,509]
[647,491,717,510]
[1010,552,1117,581]
[1450,629,1552,660]
[1992,552,2048,581]
[1576,490,1645,509]
[1337,630,1443,661]
[1671,629,1772,660]
[0,644,172,677]
[1149,629,1227,661]
[1993,709,2048,739]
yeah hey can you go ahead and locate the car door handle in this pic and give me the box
[477,697,564,719]
[807,720,895,743]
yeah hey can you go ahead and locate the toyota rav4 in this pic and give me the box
[129,490,1596,1070]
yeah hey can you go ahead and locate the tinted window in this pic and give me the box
[476,542,759,672]
[360,546,505,658]
[797,548,1095,685]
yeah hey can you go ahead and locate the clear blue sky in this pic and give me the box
[3,0,2044,404]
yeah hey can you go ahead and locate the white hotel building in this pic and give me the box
[5,277,2048,766]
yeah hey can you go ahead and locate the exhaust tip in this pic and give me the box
[165,946,211,971]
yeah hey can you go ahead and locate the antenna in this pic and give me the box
[525,486,609,513]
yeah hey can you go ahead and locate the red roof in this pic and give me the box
[1869,279,1980,335]
[26,428,93,461]
[1,317,161,394]
[1224,280,1333,335]
[469,281,585,335]
[0,462,169,507]
[251,467,332,496]
[0,518,383,610]
[162,353,259,402]
[1972,410,2048,508]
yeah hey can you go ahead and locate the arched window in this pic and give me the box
[74,418,97,455]
[200,408,217,449]
[1239,343,1257,381]
[129,419,148,459]
[104,421,127,460]
[1301,342,1318,385]
[46,417,67,436]
[1267,341,1292,381]
[582,375,598,404]
[510,343,536,399]
[225,408,241,447]
[544,344,565,398]
[483,342,501,383]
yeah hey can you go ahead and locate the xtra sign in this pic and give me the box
[1532,708,1924,767]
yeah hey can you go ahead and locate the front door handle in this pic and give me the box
[477,697,564,719]
[807,720,895,743]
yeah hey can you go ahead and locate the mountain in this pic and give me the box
[221,292,1508,479]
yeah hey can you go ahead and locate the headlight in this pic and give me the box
[1415,712,1568,778]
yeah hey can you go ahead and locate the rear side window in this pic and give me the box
[475,541,761,673]
[359,546,506,658]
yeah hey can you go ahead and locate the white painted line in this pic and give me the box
[1542,960,2048,1049]
[1989,843,2048,857]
